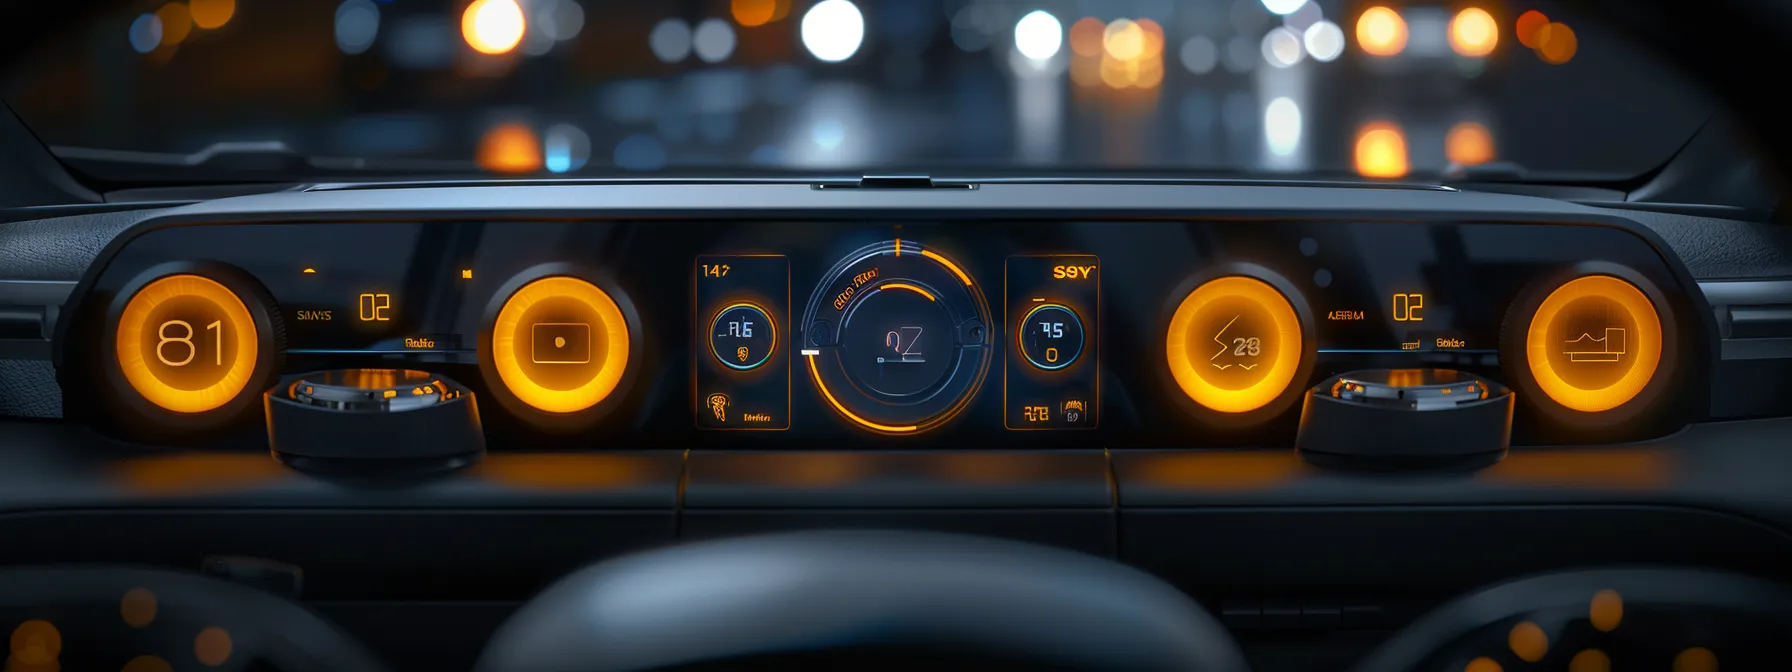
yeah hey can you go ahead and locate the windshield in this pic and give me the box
[4,0,1712,181]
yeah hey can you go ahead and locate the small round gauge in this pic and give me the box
[709,302,777,371]
[800,240,991,434]
[1017,303,1085,371]
[102,263,283,434]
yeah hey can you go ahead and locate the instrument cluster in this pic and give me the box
[59,218,1708,454]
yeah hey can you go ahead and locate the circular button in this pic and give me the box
[490,276,630,414]
[1524,274,1663,413]
[708,303,777,371]
[113,274,261,414]
[1166,275,1304,414]
[1018,303,1085,371]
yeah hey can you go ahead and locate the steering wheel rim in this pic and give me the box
[0,565,387,672]
[476,530,1248,672]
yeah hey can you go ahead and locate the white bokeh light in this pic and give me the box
[1260,0,1309,17]
[802,0,866,63]
[1303,20,1344,62]
[1264,97,1301,156]
[1261,26,1304,68]
[1013,10,1062,61]
[649,18,691,63]
[693,18,736,63]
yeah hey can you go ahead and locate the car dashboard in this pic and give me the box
[3,178,1792,670]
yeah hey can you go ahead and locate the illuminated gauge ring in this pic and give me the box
[1017,303,1085,371]
[102,262,283,432]
[1163,264,1315,423]
[1503,262,1677,427]
[708,302,777,371]
[479,264,641,430]
[800,240,991,434]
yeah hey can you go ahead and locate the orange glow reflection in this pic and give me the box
[934,453,1041,484]
[1354,122,1409,178]
[1356,7,1408,57]
[156,3,193,47]
[1448,8,1498,57]
[1447,122,1496,165]
[190,0,235,30]
[113,454,291,495]
[477,123,543,174]
[1130,452,1305,491]
[476,454,643,489]
[732,0,784,27]
[1478,449,1670,488]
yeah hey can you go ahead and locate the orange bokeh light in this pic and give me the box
[1536,22,1578,64]
[1447,122,1496,165]
[1104,19,1145,60]
[477,123,543,173]
[462,0,526,55]
[1135,18,1165,58]
[1354,122,1409,178]
[732,0,781,27]
[156,3,193,47]
[1516,10,1549,48]
[1356,6,1408,57]
[1449,7,1499,57]
[1069,17,1106,57]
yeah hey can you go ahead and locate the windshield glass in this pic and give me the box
[5,0,1711,181]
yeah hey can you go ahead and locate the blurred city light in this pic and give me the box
[462,0,526,55]
[1262,27,1303,68]
[1260,0,1309,17]
[650,19,692,63]
[1354,122,1409,178]
[1446,121,1495,165]
[1448,8,1498,58]
[694,18,737,63]
[1304,20,1344,61]
[155,3,193,48]
[1069,17,1103,57]
[533,0,584,42]
[1535,22,1577,64]
[1264,97,1301,156]
[1515,10,1549,48]
[1180,36,1218,74]
[189,0,234,30]
[544,124,591,173]
[1283,2,1322,32]
[128,14,163,54]
[732,0,783,28]
[477,122,542,173]
[1103,20,1144,60]
[335,0,380,55]
[1014,10,1063,61]
[1356,6,1408,57]
[801,0,865,62]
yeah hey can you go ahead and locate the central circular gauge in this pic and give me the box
[801,240,990,434]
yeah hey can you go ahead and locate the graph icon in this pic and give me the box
[1563,328,1626,363]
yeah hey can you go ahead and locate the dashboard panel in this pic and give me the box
[60,215,1707,450]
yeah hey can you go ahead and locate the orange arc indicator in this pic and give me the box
[491,276,630,414]
[1525,275,1662,413]
[920,249,973,286]
[114,274,260,414]
[880,282,936,301]
[1166,276,1304,414]
[708,301,778,367]
[806,354,918,433]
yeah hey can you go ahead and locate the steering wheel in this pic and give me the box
[475,530,1248,671]
[0,566,386,672]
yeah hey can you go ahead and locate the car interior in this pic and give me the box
[2,0,1791,670]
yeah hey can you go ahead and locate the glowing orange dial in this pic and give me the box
[1166,275,1304,414]
[113,274,261,414]
[1525,275,1663,413]
[490,276,631,414]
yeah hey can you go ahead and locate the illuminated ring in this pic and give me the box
[708,302,777,371]
[113,274,261,414]
[1525,274,1664,413]
[489,275,631,415]
[1017,303,1084,371]
[1166,274,1306,415]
